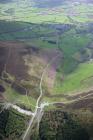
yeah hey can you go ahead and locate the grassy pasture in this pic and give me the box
[52,27,93,95]
[59,29,92,73]
[54,62,93,94]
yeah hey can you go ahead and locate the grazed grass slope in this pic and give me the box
[54,62,93,94]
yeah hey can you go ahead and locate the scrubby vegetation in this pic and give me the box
[0,108,28,140]
[39,110,90,140]
[0,109,93,140]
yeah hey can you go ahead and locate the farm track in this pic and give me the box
[23,54,61,140]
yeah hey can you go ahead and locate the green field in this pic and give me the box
[54,62,93,94]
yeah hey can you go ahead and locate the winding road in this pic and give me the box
[22,54,61,140]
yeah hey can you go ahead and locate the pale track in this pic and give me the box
[23,54,61,140]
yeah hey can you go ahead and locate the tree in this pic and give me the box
[56,119,89,140]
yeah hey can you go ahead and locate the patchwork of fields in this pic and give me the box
[0,0,93,23]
